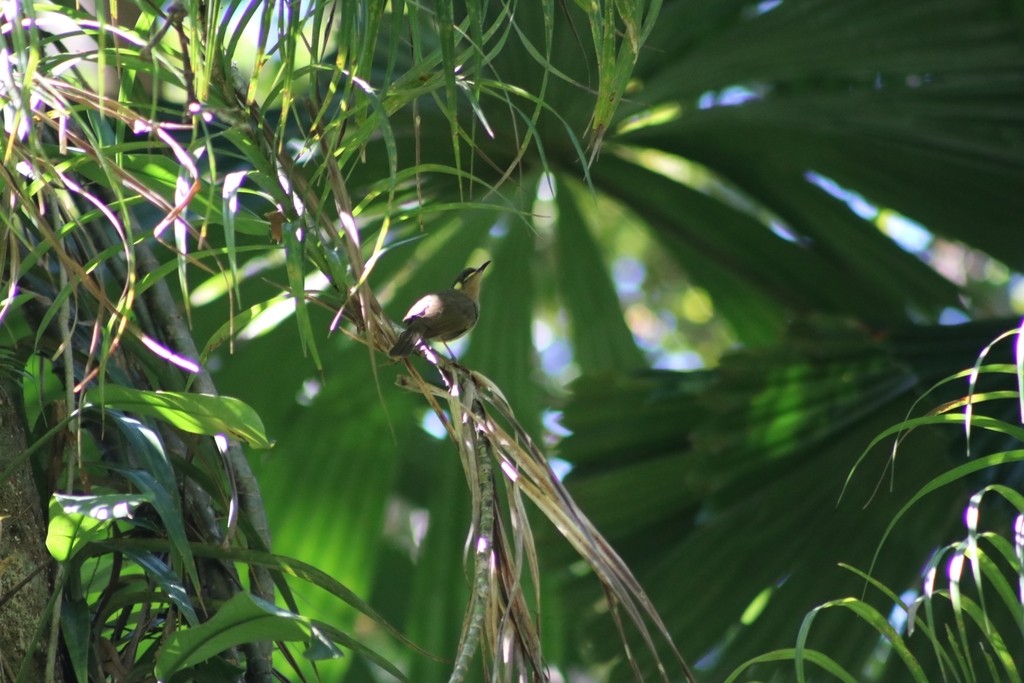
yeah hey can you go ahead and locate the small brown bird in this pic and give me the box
[389,261,490,358]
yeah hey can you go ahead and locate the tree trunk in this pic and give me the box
[0,380,60,682]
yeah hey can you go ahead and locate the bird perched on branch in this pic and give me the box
[389,261,490,358]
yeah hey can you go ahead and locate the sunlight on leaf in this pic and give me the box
[46,493,149,561]
[84,386,272,448]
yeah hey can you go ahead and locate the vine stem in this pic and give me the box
[47,256,77,682]
[136,244,274,681]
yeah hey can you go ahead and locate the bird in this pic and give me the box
[389,261,490,358]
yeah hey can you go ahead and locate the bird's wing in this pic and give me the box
[403,294,444,323]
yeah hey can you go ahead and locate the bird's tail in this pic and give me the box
[389,329,420,357]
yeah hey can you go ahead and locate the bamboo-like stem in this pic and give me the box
[448,376,496,683]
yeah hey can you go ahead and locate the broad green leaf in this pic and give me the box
[555,178,645,372]
[464,220,543,439]
[166,656,244,683]
[60,597,90,683]
[84,386,271,448]
[46,493,149,561]
[155,593,342,680]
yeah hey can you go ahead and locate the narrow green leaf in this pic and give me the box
[221,170,248,298]
[112,464,200,616]
[798,598,929,683]
[723,648,861,683]
[283,221,322,371]
[119,547,200,626]
[435,0,462,185]
[98,536,422,665]
[198,297,282,361]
